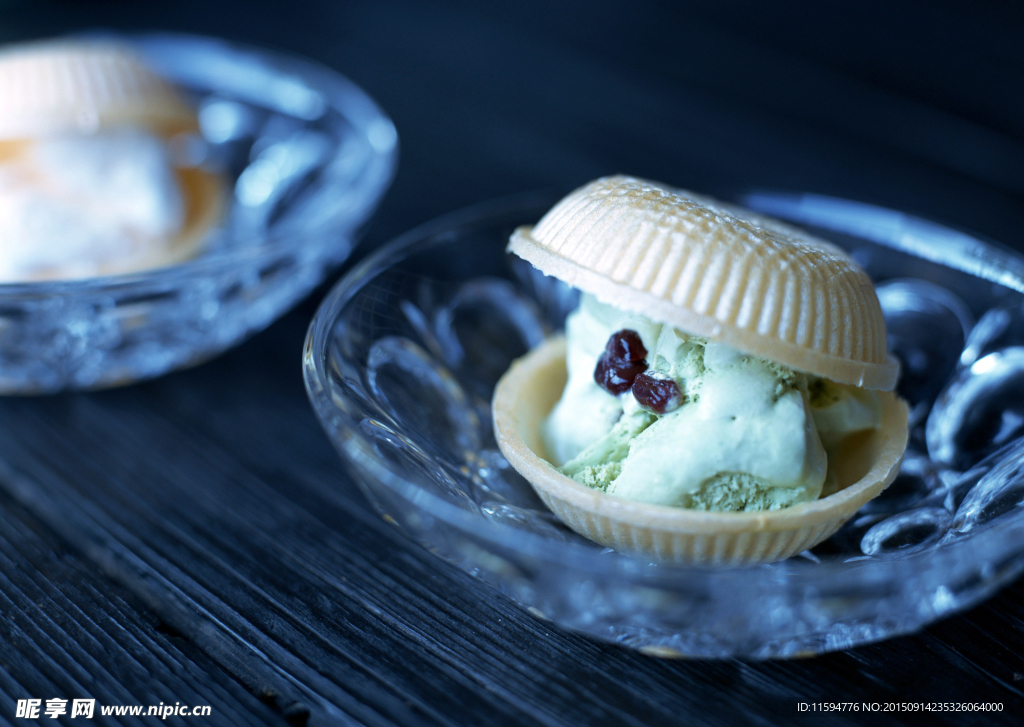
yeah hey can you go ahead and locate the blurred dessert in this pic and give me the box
[0,39,222,282]
[492,176,908,564]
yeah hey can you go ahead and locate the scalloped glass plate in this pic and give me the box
[304,191,1024,658]
[0,33,396,392]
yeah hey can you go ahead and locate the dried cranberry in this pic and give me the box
[632,372,682,414]
[604,329,647,363]
[595,357,648,395]
[594,329,649,395]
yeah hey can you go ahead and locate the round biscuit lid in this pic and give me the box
[508,176,899,390]
[0,39,196,140]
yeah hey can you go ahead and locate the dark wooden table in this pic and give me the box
[2,2,1024,724]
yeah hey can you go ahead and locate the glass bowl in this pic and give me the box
[304,191,1024,658]
[0,33,397,393]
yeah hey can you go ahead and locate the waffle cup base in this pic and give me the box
[492,336,909,567]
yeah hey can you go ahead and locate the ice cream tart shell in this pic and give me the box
[0,39,197,141]
[508,176,899,391]
[493,336,909,566]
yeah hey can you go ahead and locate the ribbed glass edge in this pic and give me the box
[743,192,1024,294]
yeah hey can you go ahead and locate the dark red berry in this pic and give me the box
[632,372,682,414]
[594,329,649,395]
[604,329,647,362]
[595,357,648,395]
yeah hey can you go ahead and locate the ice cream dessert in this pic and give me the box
[492,176,908,565]
[0,39,222,281]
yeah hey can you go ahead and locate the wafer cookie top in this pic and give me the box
[508,176,898,390]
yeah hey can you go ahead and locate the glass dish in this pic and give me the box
[304,191,1024,658]
[0,33,397,392]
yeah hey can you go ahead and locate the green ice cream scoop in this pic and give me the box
[547,295,845,511]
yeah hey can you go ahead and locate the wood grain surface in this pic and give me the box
[1,1,1023,725]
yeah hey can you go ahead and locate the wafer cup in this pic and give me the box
[493,176,909,566]
[0,39,197,140]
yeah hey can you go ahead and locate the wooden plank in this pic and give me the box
[0,487,286,726]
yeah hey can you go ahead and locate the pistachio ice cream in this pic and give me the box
[544,293,885,511]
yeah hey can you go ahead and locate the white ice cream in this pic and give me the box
[0,128,185,281]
